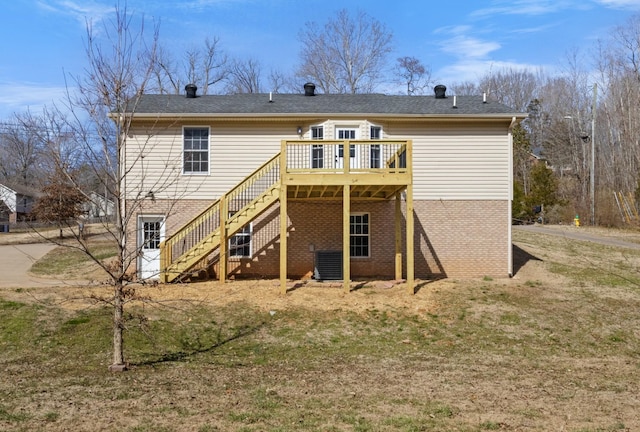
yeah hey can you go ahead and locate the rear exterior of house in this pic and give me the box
[123,84,524,291]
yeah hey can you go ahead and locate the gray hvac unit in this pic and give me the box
[314,250,343,280]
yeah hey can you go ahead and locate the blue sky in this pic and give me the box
[0,0,639,118]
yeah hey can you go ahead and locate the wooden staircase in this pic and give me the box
[160,139,412,286]
[160,154,281,282]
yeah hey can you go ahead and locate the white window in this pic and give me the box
[370,126,382,168]
[229,212,252,258]
[183,127,209,174]
[335,127,359,169]
[350,213,370,258]
[311,126,324,169]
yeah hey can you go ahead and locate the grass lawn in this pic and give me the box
[0,228,639,431]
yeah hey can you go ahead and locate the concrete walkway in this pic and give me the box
[0,243,60,288]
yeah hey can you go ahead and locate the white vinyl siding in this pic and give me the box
[390,123,511,201]
[124,120,511,202]
[124,123,296,200]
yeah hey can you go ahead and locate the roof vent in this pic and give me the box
[185,84,197,99]
[434,85,447,99]
[304,82,316,96]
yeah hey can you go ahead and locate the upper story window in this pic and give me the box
[183,127,209,174]
[311,126,324,168]
[370,126,382,168]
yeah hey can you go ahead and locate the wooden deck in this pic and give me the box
[160,139,414,293]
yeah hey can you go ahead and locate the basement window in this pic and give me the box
[350,213,370,258]
[229,212,252,258]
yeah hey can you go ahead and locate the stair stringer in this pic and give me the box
[164,183,281,282]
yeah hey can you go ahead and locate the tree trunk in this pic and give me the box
[109,284,127,372]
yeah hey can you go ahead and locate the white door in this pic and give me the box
[138,215,165,280]
[335,127,359,169]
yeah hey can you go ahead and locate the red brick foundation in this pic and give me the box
[126,198,510,280]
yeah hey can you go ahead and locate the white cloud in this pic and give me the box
[0,82,68,119]
[594,0,640,9]
[436,59,552,86]
[432,25,553,85]
[440,35,501,59]
[469,0,594,18]
[435,26,501,60]
[35,0,113,27]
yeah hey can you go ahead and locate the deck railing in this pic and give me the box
[283,140,408,174]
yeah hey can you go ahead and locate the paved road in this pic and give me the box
[0,243,59,288]
[514,224,640,250]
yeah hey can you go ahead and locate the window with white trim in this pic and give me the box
[311,126,324,168]
[350,213,370,257]
[229,212,252,258]
[370,126,382,168]
[183,127,209,174]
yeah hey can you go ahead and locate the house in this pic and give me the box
[123,83,525,293]
[0,182,42,224]
[84,191,115,219]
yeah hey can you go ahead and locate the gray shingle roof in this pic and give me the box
[132,92,523,117]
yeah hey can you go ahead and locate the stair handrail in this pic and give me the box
[160,153,281,274]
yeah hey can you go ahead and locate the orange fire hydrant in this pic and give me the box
[574,214,580,227]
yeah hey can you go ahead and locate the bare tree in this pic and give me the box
[394,56,432,95]
[449,81,480,96]
[268,69,297,94]
[31,1,199,371]
[297,9,393,94]
[478,67,542,112]
[225,58,263,93]
[0,113,45,187]
[152,37,227,95]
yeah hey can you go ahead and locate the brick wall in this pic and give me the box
[127,198,510,280]
[410,200,509,278]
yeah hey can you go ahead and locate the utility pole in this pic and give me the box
[591,84,597,226]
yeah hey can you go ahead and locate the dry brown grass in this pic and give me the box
[0,227,639,431]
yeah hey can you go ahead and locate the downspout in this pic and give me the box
[507,116,517,277]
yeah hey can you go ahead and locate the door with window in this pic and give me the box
[138,215,165,279]
[335,127,359,169]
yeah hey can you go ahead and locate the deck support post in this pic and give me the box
[406,184,414,294]
[279,181,288,294]
[343,184,351,294]
[219,194,227,283]
[395,192,402,280]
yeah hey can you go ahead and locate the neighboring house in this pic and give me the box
[123,83,525,292]
[0,182,42,223]
[84,191,115,218]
